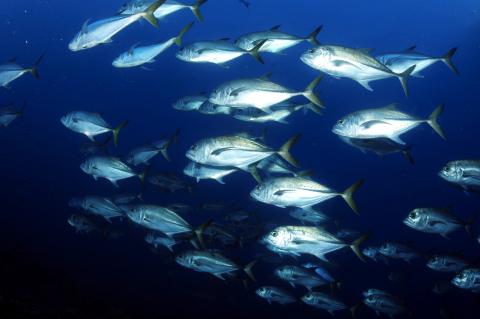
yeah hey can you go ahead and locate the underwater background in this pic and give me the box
[1,0,480,318]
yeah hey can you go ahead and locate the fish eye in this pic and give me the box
[271,231,278,237]
[409,212,417,219]
[444,166,451,172]
[190,145,197,151]
[337,119,344,125]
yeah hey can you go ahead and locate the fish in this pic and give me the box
[148,172,192,193]
[363,291,408,317]
[61,111,128,146]
[0,102,25,127]
[80,136,112,156]
[69,0,165,51]
[203,223,239,246]
[67,214,101,233]
[261,225,368,262]
[145,232,178,251]
[110,193,143,204]
[0,53,44,88]
[255,286,296,305]
[223,210,252,223]
[288,208,329,225]
[175,250,256,280]
[197,101,233,115]
[376,46,459,77]
[301,292,348,315]
[186,134,300,179]
[118,0,207,22]
[68,196,124,222]
[451,268,480,293]
[250,176,364,214]
[378,242,420,263]
[80,156,146,187]
[256,156,301,177]
[363,246,389,264]
[403,207,475,238]
[439,160,480,193]
[275,265,329,291]
[172,94,207,111]
[176,38,266,65]
[338,136,414,164]
[300,45,416,96]
[209,75,323,112]
[235,25,321,53]
[363,289,394,298]
[231,102,321,124]
[125,129,180,165]
[183,161,237,184]
[112,22,193,68]
[332,103,446,145]
[427,254,470,273]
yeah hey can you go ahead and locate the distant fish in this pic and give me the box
[176,38,266,65]
[0,54,44,88]
[69,0,165,51]
[376,46,459,77]
[145,232,178,251]
[427,254,470,273]
[118,0,208,22]
[403,207,475,238]
[235,25,321,53]
[363,291,408,317]
[197,101,232,115]
[363,246,389,264]
[232,102,321,124]
[0,102,25,127]
[255,286,296,305]
[113,22,193,68]
[439,160,480,193]
[148,172,193,193]
[173,94,207,111]
[300,45,416,96]
[80,156,146,187]
[288,208,329,225]
[125,129,180,165]
[61,111,128,146]
[275,265,329,291]
[451,268,480,293]
[183,161,237,184]
[69,196,123,222]
[378,242,420,263]
[209,75,323,112]
[332,103,445,145]
[80,136,112,156]
[301,292,349,315]
[67,214,100,233]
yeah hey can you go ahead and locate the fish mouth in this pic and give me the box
[185,150,196,162]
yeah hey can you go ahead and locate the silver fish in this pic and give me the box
[288,208,328,225]
[255,286,296,305]
[186,134,300,173]
[363,292,408,317]
[377,46,458,77]
[235,25,321,53]
[452,268,480,293]
[378,242,420,263]
[403,207,473,238]
[69,196,123,222]
[427,254,470,273]
[67,214,100,233]
[69,0,164,51]
[275,265,328,290]
[209,75,323,112]
[175,250,255,280]
[301,292,348,315]
[232,102,321,124]
[118,0,207,22]
[80,156,145,187]
[332,103,445,145]
[0,102,25,127]
[250,176,363,214]
[61,111,127,146]
[0,54,44,88]
[173,94,207,111]
[339,136,414,164]
[197,101,233,115]
[300,45,416,96]
[183,161,237,184]
[112,22,192,68]
[439,160,480,193]
[125,129,179,165]
[148,172,192,192]
[145,232,178,251]
[362,246,389,264]
[261,225,367,262]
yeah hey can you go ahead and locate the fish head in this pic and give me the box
[67,214,81,227]
[363,295,378,307]
[209,84,234,106]
[79,159,94,175]
[262,227,292,249]
[250,182,272,203]
[121,205,144,223]
[255,286,268,298]
[426,255,441,270]
[438,161,462,183]
[451,269,471,289]
[186,140,210,163]
[69,31,94,51]
[60,114,72,128]
[300,46,332,69]
[175,251,194,268]
[362,247,376,258]
[332,114,358,137]
[175,46,197,62]
[112,53,129,68]
[274,266,291,279]
[403,208,424,229]
[301,293,314,305]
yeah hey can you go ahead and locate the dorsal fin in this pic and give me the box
[404,45,416,52]
[218,37,230,41]
[357,48,374,54]
[259,72,273,81]
[379,103,398,111]
[270,24,281,31]
[128,42,140,55]
[81,19,91,34]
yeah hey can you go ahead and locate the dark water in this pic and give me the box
[1,0,480,318]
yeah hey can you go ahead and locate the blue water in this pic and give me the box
[1,0,479,318]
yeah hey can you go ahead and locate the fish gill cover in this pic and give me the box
[0,0,479,318]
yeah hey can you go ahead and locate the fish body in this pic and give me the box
[275,265,328,290]
[301,292,347,315]
[69,196,123,222]
[427,254,469,273]
[0,104,24,127]
[145,232,177,251]
[80,156,141,187]
[363,292,407,317]
[288,208,328,225]
[183,161,237,184]
[148,172,191,192]
[173,95,207,111]
[439,160,480,193]
[403,207,468,238]
[118,0,207,22]
[255,286,296,305]
[176,40,252,65]
[67,214,100,233]
[378,242,420,263]
[339,136,414,163]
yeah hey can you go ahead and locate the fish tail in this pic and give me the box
[306,25,322,46]
[190,0,208,22]
[174,22,194,46]
[302,76,324,107]
[277,133,301,168]
[194,219,212,249]
[248,163,262,183]
[138,165,151,186]
[243,260,257,282]
[161,128,180,161]
[141,0,166,27]
[340,179,364,214]
[401,144,415,165]
[395,64,416,97]
[349,233,370,262]
[112,120,128,147]
[302,103,322,116]
[441,47,459,75]
[248,39,267,64]
[426,103,446,140]
[464,214,478,238]
[30,52,45,79]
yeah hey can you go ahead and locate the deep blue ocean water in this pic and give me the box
[1,0,480,318]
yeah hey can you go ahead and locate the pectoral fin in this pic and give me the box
[357,79,373,91]
[360,120,392,129]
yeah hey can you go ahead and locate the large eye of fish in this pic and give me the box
[190,145,197,151]
[271,231,278,238]
[337,119,345,125]
[443,166,451,172]
[409,211,417,219]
